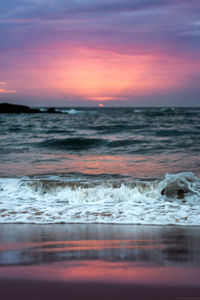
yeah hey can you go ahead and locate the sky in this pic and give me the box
[0,0,200,106]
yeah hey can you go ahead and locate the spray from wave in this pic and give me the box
[0,172,199,225]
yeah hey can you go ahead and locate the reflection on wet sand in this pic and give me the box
[0,260,200,286]
[0,224,200,300]
[0,224,199,267]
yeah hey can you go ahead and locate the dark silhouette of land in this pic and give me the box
[0,103,58,113]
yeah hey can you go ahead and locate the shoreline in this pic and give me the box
[0,222,200,227]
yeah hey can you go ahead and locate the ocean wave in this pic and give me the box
[38,137,106,150]
[87,124,145,133]
[0,172,199,225]
[38,137,148,151]
[154,129,194,137]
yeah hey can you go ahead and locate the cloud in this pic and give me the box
[0,0,199,21]
[0,88,16,93]
[0,0,199,57]
[0,0,200,105]
[0,81,16,93]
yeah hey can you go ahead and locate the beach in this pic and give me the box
[0,224,200,299]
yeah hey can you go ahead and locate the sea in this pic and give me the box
[0,107,199,225]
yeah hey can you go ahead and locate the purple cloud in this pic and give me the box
[0,0,200,105]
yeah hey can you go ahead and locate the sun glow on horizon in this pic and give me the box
[44,47,195,101]
[3,47,200,103]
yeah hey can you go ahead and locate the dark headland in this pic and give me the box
[0,103,58,114]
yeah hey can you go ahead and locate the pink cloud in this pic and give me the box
[0,82,16,94]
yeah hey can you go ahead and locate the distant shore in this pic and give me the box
[0,102,59,114]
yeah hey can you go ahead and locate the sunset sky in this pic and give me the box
[0,0,200,106]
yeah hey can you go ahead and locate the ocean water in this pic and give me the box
[0,107,199,225]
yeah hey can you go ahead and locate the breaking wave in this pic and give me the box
[55,108,83,114]
[39,108,83,114]
[0,172,199,225]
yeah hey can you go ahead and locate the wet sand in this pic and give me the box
[1,280,200,300]
[0,224,200,299]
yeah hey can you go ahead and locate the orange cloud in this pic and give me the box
[0,88,16,94]
[0,82,16,94]
[89,97,122,101]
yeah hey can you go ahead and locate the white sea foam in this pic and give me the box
[133,109,142,113]
[39,108,48,112]
[55,109,83,114]
[160,107,175,112]
[0,172,199,225]
[39,108,83,114]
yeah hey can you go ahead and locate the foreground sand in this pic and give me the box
[0,224,200,299]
